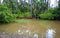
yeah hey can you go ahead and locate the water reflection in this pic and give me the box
[17,29,39,38]
[15,28,56,38]
[0,29,56,38]
[18,30,21,33]
[0,19,60,38]
[17,30,23,35]
[33,33,38,38]
[26,30,29,33]
[46,29,56,38]
[25,30,31,35]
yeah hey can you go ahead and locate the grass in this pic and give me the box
[15,19,31,23]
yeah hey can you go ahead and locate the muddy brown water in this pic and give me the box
[0,19,60,38]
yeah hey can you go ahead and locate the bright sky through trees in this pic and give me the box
[0,0,59,8]
[50,0,59,8]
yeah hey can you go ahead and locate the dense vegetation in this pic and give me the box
[0,0,60,23]
[39,8,59,20]
[0,4,16,23]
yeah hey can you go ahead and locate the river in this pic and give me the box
[0,19,60,38]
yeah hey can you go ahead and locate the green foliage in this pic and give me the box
[17,13,25,19]
[0,4,7,11]
[18,2,29,12]
[1,0,60,20]
[31,0,48,18]
[39,8,59,20]
[53,8,60,20]
[25,12,31,18]
[4,0,48,19]
[40,13,58,20]
[16,12,31,19]
[0,4,16,23]
[0,11,16,23]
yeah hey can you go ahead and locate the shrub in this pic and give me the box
[39,8,59,20]
[53,8,60,19]
[39,13,58,20]
[16,12,31,19]
[0,4,16,23]
[17,13,25,19]
[25,12,31,18]
[0,10,16,23]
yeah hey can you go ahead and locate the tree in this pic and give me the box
[58,0,60,8]
[31,0,48,18]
